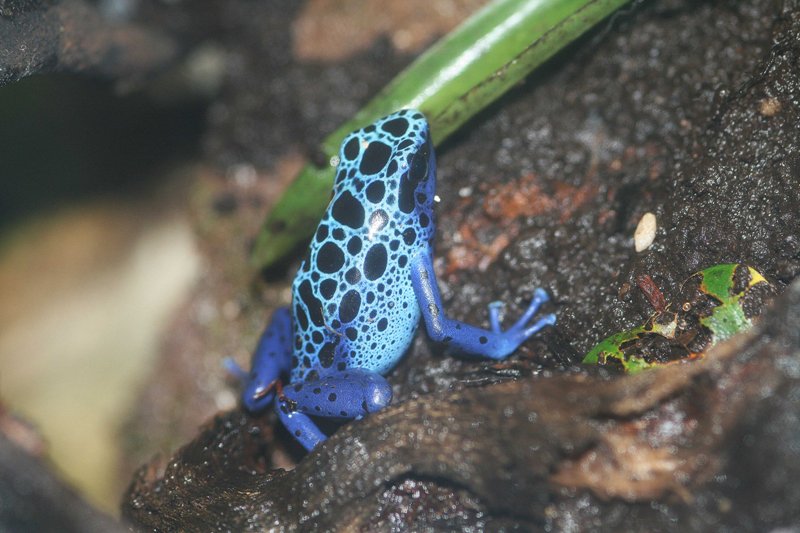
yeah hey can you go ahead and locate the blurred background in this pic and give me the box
[0,74,205,510]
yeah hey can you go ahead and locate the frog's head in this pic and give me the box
[333,109,436,221]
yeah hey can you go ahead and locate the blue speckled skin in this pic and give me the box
[232,110,556,451]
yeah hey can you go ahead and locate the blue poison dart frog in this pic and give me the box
[226,109,556,451]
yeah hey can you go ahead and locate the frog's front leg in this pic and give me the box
[410,250,556,359]
[276,368,392,451]
[226,306,293,412]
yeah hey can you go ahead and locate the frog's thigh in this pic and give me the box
[276,368,392,451]
[282,368,392,419]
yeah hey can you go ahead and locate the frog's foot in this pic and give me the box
[477,290,556,357]
[275,368,392,451]
[489,288,554,337]
[412,252,556,360]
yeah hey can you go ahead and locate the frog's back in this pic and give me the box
[291,110,436,381]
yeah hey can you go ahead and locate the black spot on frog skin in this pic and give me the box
[320,278,337,299]
[409,143,429,184]
[381,117,409,137]
[328,393,337,402]
[345,267,361,284]
[360,141,392,175]
[366,181,385,203]
[339,290,362,323]
[402,228,416,245]
[299,280,324,327]
[317,242,345,273]
[332,191,365,229]
[347,236,362,255]
[319,339,339,368]
[364,244,388,280]
[316,224,329,242]
[343,136,360,161]
[398,174,415,213]
[295,304,309,330]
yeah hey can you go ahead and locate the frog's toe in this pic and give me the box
[508,288,552,333]
[223,357,249,383]
[488,301,504,333]
[522,312,556,339]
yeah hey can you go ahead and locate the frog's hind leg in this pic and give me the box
[275,368,392,451]
[411,251,556,360]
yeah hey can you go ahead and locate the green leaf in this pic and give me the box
[698,264,766,343]
[583,264,770,374]
[252,0,632,270]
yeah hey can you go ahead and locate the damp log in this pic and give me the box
[122,276,800,531]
